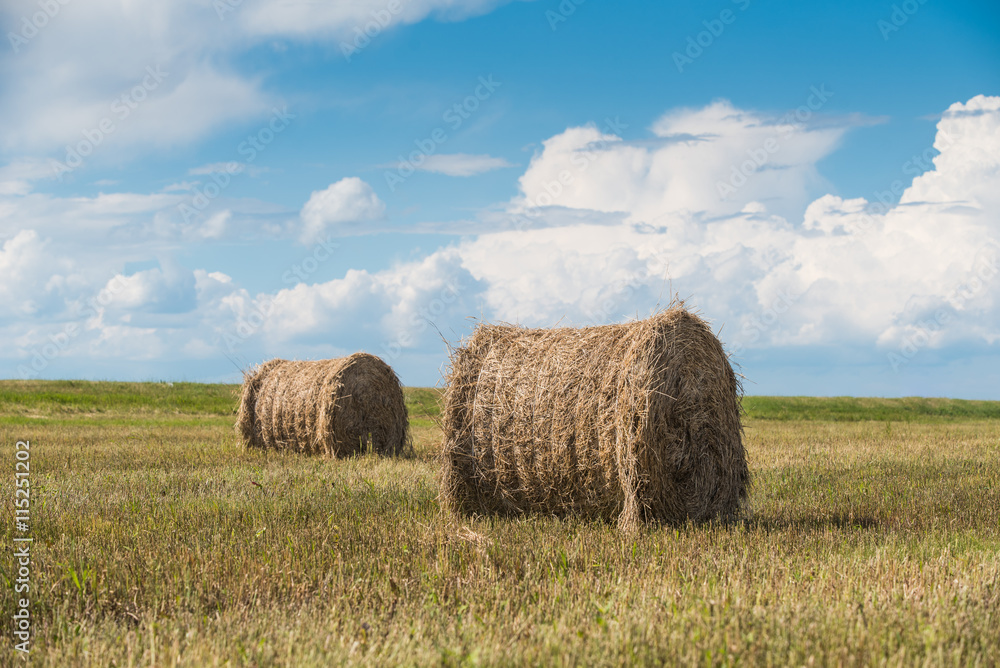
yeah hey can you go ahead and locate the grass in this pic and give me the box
[0,380,237,418]
[1,381,998,666]
[743,395,1000,422]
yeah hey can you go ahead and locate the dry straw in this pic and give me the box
[236,353,411,457]
[440,305,749,530]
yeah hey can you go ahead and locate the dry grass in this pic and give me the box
[236,354,411,457]
[0,383,997,666]
[441,306,748,530]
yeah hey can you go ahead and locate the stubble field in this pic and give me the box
[1,380,998,666]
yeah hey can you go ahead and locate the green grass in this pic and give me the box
[7,379,998,423]
[404,387,444,419]
[743,394,1000,422]
[0,380,238,417]
[1,382,998,665]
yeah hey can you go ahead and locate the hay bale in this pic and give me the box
[236,353,411,456]
[440,306,749,530]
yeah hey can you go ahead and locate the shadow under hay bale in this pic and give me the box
[236,353,411,457]
[440,305,749,531]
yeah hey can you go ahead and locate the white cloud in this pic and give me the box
[493,95,1000,358]
[0,190,180,241]
[903,95,1000,210]
[89,324,165,361]
[0,180,31,197]
[0,230,69,317]
[415,153,514,176]
[2,94,998,393]
[516,100,847,223]
[0,159,62,196]
[189,162,245,176]
[0,3,275,157]
[252,247,481,365]
[0,0,523,162]
[299,177,386,242]
[198,210,231,240]
[260,94,993,374]
[0,186,290,246]
[99,264,197,314]
[162,181,199,193]
[238,0,524,40]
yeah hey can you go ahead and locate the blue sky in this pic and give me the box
[1,0,999,397]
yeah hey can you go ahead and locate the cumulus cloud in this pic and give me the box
[903,95,1000,210]
[516,99,847,223]
[99,265,198,315]
[415,153,514,176]
[2,94,998,393]
[0,230,65,317]
[299,177,386,242]
[258,94,996,380]
[492,95,1000,363]
[236,247,484,381]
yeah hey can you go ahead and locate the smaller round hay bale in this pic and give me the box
[235,353,411,457]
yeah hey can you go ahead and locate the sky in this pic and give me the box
[1,0,999,397]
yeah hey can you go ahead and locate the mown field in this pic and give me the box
[1,380,998,666]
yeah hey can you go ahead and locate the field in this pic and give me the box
[2,380,998,666]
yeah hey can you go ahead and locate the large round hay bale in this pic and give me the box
[440,306,749,530]
[235,353,411,456]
